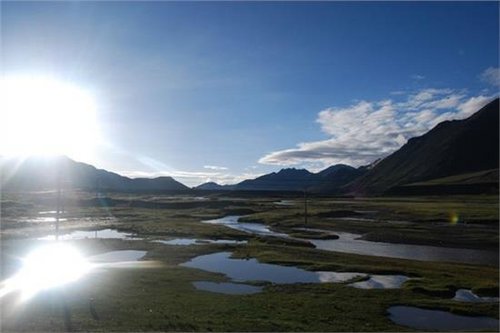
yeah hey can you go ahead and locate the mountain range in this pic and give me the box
[197,97,499,195]
[201,164,366,192]
[2,98,498,195]
[1,155,189,192]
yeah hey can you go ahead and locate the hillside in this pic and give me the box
[385,169,499,195]
[0,155,189,192]
[350,98,500,195]
[310,164,366,193]
[235,168,315,191]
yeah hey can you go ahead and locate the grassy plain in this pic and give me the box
[1,191,498,331]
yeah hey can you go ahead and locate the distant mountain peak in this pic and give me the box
[195,181,233,191]
[276,167,312,176]
[316,164,355,177]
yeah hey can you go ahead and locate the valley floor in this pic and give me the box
[1,191,498,331]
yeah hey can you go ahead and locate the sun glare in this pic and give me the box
[0,243,90,301]
[1,75,100,159]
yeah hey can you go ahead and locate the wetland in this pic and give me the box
[1,191,498,331]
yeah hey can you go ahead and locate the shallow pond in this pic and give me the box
[38,229,140,241]
[154,238,247,245]
[202,216,289,237]
[387,305,499,331]
[453,289,500,302]
[193,281,263,295]
[181,252,404,288]
[181,252,366,284]
[349,275,409,289]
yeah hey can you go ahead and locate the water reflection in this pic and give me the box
[27,217,68,223]
[453,289,500,302]
[154,238,247,245]
[0,243,90,300]
[0,244,149,303]
[181,252,364,284]
[311,231,499,266]
[38,229,140,241]
[202,216,499,266]
[349,275,409,289]
[202,216,288,237]
[38,210,58,214]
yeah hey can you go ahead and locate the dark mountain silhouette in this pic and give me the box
[349,98,500,195]
[316,164,352,177]
[195,181,234,190]
[311,164,367,193]
[1,155,189,192]
[199,165,364,192]
[234,168,315,191]
[195,181,222,190]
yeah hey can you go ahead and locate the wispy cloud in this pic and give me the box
[121,169,263,187]
[259,88,495,168]
[410,74,425,80]
[390,90,407,96]
[203,165,228,170]
[480,67,500,87]
[117,154,259,186]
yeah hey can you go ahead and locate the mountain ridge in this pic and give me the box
[1,155,189,192]
[348,97,499,194]
[195,164,365,192]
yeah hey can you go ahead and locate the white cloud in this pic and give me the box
[418,93,464,110]
[204,165,228,170]
[480,67,500,87]
[410,74,425,80]
[400,88,454,110]
[457,95,493,117]
[259,88,495,168]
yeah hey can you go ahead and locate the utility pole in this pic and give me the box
[304,189,308,225]
[55,170,61,241]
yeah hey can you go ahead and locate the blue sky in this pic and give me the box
[2,1,499,186]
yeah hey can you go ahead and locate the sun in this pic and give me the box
[1,74,100,159]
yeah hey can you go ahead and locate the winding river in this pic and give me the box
[203,216,499,266]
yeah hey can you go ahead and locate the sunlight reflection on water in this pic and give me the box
[0,246,148,302]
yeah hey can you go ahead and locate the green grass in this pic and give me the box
[2,241,497,331]
[1,191,498,331]
[407,169,499,186]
